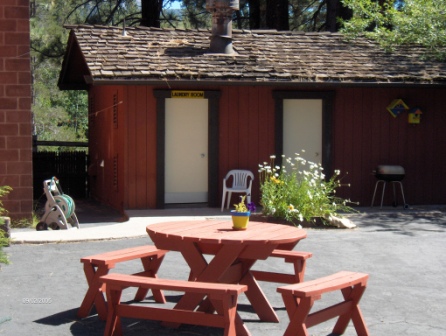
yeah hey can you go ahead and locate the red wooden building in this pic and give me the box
[59,24,446,213]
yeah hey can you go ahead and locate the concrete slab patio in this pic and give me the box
[1,203,445,335]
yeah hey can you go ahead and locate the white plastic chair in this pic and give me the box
[221,170,254,211]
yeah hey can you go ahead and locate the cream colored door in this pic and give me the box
[165,98,208,203]
[283,99,322,164]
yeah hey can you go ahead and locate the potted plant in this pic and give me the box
[231,195,256,230]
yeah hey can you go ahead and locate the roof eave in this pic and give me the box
[85,77,446,89]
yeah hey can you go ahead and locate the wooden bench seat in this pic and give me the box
[277,271,369,336]
[101,273,248,336]
[78,245,168,320]
[251,249,312,284]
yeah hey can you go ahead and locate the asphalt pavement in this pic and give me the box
[1,201,445,335]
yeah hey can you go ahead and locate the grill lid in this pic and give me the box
[374,165,405,181]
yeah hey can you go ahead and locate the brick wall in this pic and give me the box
[0,0,32,220]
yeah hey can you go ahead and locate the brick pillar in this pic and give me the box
[0,0,33,221]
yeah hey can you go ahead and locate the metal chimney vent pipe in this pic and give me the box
[206,0,239,54]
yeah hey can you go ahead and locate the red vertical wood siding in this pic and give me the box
[218,86,275,204]
[88,86,125,210]
[333,87,446,207]
[124,86,157,209]
[89,84,446,211]
[125,86,137,208]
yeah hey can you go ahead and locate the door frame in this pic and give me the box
[272,91,334,176]
[154,90,221,208]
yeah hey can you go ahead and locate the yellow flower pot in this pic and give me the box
[231,211,250,230]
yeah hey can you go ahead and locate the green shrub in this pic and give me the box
[0,185,12,265]
[0,185,12,217]
[11,212,39,229]
[0,229,9,265]
[258,152,356,225]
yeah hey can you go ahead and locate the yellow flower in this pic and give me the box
[270,176,283,184]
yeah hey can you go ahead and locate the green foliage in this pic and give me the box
[289,0,327,31]
[179,0,330,31]
[233,195,256,213]
[258,152,356,225]
[11,212,40,229]
[32,63,88,143]
[234,195,248,212]
[0,186,12,265]
[179,0,210,29]
[0,229,9,265]
[31,0,89,144]
[340,0,446,60]
[0,186,12,218]
[67,0,140,26]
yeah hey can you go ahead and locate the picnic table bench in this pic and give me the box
[101,273,248,336]
[277,271,369,336]
[78,245,168,320]
[251,249,312,284]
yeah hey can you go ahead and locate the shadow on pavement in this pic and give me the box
[347,206,446,235]
[34,308,79,326]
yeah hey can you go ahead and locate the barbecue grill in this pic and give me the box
[371,165,408,208]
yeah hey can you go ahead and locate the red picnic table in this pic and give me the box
[146,219,307,336]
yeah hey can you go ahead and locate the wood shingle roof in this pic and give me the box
[59,25,446,89]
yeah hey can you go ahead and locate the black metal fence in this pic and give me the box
[33,151,89,200]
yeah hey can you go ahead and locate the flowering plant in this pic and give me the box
[233,195,256,213]
[258,152,356,225]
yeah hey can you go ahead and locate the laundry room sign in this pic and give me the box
[171,91,204,99]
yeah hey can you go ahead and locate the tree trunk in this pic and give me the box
[326,0,352,32]
[141,0,163,27]
[248,0,261,29]
[266,0,289,30]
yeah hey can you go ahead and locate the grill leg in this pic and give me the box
[372,180,407,208]
[392,182,398,206]
[393,181,407,207]
[380,181,387,208]
[371,180,386,208]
